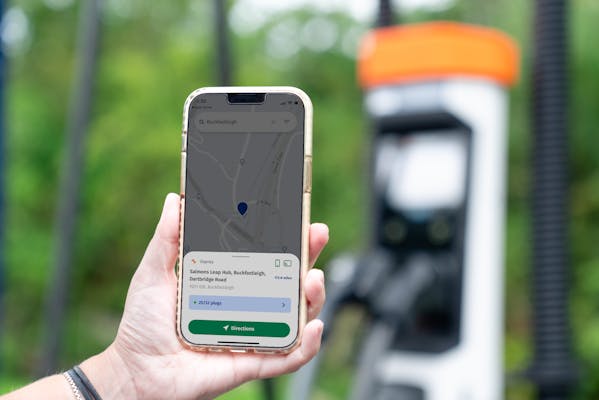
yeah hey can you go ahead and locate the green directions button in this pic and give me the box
[189,320,290,337]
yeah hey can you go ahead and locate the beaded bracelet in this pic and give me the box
[63,371,84,400]
[63,365,103,400]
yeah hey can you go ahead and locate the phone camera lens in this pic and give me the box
[294,101,298,104]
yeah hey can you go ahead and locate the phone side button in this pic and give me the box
[180,152,187,192]
[303,157,312,193]
[181,134,187,152]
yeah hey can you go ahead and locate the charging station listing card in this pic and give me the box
[181,251,299,344]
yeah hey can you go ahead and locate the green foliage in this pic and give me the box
[3,0,367,395]
[2,0,599,399]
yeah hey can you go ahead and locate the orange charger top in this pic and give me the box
[358,22,519,88]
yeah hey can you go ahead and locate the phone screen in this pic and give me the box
[180,91,305,349]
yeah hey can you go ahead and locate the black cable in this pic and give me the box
[0,0,6,371]
[377,0,395,27]
[262,378,275,400]
[214,0,232,86]
[530,0,578,397]
[39,0,101,376]
[350,254,436,400]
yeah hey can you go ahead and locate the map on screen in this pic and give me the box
[183,93,304,260]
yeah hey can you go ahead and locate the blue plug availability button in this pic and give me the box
[189,295,291,313]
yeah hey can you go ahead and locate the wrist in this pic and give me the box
[79,344,138,400]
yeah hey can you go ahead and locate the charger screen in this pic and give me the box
[376,132,467,212]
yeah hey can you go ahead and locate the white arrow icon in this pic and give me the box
[223,325,229,331]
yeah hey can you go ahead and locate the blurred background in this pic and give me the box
[0,0,598,398]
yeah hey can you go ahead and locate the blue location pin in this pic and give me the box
[237,202,248,216]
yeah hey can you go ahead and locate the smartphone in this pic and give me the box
[177,87,312,353]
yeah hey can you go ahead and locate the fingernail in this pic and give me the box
[318,269,325,285]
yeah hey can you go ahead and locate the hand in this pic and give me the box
[83,193,329,400]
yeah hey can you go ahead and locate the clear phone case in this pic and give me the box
[176,86,313,354]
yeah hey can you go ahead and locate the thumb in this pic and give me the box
[137,193,181,281]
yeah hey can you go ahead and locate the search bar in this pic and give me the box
[196,111,297,133]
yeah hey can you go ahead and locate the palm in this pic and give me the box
[112,194,327,400]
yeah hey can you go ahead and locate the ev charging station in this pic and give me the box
[356,22,518,399]
[290,22,519,400]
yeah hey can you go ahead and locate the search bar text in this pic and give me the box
[196,111,297,133]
